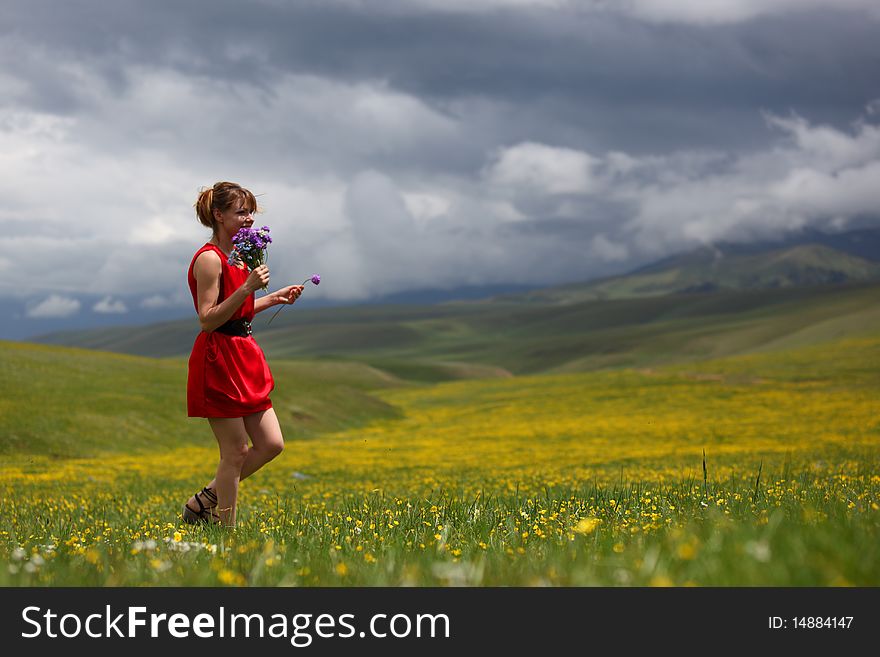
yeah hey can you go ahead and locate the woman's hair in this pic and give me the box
[195,182,259,232]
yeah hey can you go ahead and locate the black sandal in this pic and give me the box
[181,487,220,524]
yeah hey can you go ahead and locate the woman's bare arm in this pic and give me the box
[254,285,303,314]
[193,251,268,332]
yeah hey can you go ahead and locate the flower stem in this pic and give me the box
[266,278,313,327]
[266,301,285,326]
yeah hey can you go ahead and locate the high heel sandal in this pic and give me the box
[181,487,220,524]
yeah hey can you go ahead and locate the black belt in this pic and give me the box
[214,318,252,337]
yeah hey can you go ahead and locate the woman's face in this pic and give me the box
[215,201,254,236]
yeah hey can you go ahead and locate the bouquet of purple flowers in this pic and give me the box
[228,226,272,290]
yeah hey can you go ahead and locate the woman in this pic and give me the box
[182,181,303,527]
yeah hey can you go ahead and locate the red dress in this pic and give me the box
[186,243,274,418]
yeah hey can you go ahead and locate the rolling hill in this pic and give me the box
[0,340,405,457]
[29,228,880,381]
[29,281,880,382]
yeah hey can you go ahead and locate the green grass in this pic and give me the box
[0,341,404,457]
[1,455,876,586]
[0,334,877,586]
[5,281,880,586]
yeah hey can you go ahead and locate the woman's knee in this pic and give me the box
[221,443,250,468]
[265,438,284,459]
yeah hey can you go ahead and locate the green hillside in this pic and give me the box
[31,231,880,381]
[0,341,404,458]
[32,282,880,381]
[5,281,879,459]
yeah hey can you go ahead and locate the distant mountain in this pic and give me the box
[758,227,880,262]
[498,233,880,305]
[30,227,880,371]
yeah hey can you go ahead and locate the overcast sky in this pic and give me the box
[1,0,879,338]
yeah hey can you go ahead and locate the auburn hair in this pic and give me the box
[195,182,259,232]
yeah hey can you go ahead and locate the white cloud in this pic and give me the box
[27,294,81,318]
[93,297,128,314]
[590,234,629,262]
[770,162,880,217]
[140,288,191,310]
[486,200,527,223]
[402,192,452,224]
[764,111,880,170]
[141,295,174,309]
[129,217,178,245]
[486,142,600,195]
[343,170,423,291]
[0,59,462,305]
[617,111,880,254]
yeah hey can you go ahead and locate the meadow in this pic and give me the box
[0,333,877,586]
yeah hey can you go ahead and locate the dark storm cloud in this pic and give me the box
[5,0,878,153]
[1,0,879,337]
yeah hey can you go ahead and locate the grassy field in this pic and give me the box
[0,341,405,457]
[0,333,877,585]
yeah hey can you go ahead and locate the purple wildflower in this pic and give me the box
[229,225,271,291]
[266,273,322,326]
[229,226,270,269]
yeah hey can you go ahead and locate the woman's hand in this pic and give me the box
[273,285,304,305]
[244,265,270,293]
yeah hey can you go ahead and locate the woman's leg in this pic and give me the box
[186,409,285,516]
[214,408,285,482]
[240,408,285,477]
[208,416,250,527]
